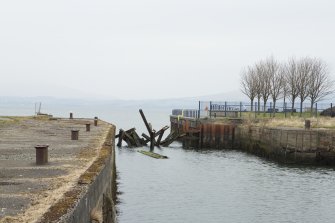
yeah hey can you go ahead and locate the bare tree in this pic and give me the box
[284,58,299,115]
[240,66,258,111]
[308,58,334,114]
[282,74,289,112]
[256,60,272,114]
[255,73,262,113]
[267,57,285,117]
[296,57,313,116]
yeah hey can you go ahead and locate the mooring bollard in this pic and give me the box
[305,120,311,130]
[86,123,91,132]
[94,117,98,126]
[70,112,73,119]
[71,130,79,140]
[35,145,49,165]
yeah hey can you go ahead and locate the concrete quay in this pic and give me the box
[171,115,335,165]
[0,116,116,223]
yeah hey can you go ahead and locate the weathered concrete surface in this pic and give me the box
[0,116,115,223]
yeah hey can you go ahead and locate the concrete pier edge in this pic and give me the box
[38,123,117,223]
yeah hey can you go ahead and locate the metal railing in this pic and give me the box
[172,101,335,119]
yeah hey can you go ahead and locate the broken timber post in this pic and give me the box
[156,126,169,146]
[139,109,152,135]
[130,130,142,147]
[117,129,125,147]
[139,109,158,150]
[161,131,184,147]
[150,130,155,151]
[141,133,151,144]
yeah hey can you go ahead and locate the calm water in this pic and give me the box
[2,102,335,223]
[114,109,335,223]
[117,145,335,223]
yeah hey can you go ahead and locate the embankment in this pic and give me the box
[171,116,335,165]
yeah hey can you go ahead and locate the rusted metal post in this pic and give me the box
[86,123,91,132]
[35,145,49,165]
[94,117,98,126]
[71,130,79,140]
[305,120,311,130]
[70,112,73,119]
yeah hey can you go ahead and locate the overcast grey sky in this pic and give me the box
[0,0,334,100]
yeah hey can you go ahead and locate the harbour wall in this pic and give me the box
[171,116,335,165]
[65,124,117,223]
[40,122,117,223]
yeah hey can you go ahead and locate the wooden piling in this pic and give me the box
[117,129,124,147]
[150,130,155,151]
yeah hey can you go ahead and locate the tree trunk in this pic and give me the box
[258,97,261,114]
[263,101,267,116]
[310,100,315,117]
[291,98,295,116]
[251,99,254,112]
[273,100,277,117]
[300,101,303,117]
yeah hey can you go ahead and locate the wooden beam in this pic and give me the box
[139,109,152,135]
[116,129,125,147]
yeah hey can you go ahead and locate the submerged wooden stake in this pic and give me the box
[138,150,168,159]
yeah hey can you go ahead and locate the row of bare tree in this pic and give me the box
[241,56,334,116]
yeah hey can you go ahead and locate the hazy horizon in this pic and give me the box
[1,0,334,100]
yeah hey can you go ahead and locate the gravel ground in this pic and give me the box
[0,116,111,222]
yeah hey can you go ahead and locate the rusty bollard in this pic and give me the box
[35,145,49,165]
[70,112,73,119]
[94,117,98,126]
[305,120,311,130]
[71,130,79,140]
[86,123,91,132]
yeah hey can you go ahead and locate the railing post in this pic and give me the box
[209,101,212,118]
[198,101,201,119]
[255,102,257,119]
[240,102,242,118]
[331,103,333,117]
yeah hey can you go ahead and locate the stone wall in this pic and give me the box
[236,126,335,165]
[172,116,335,165]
